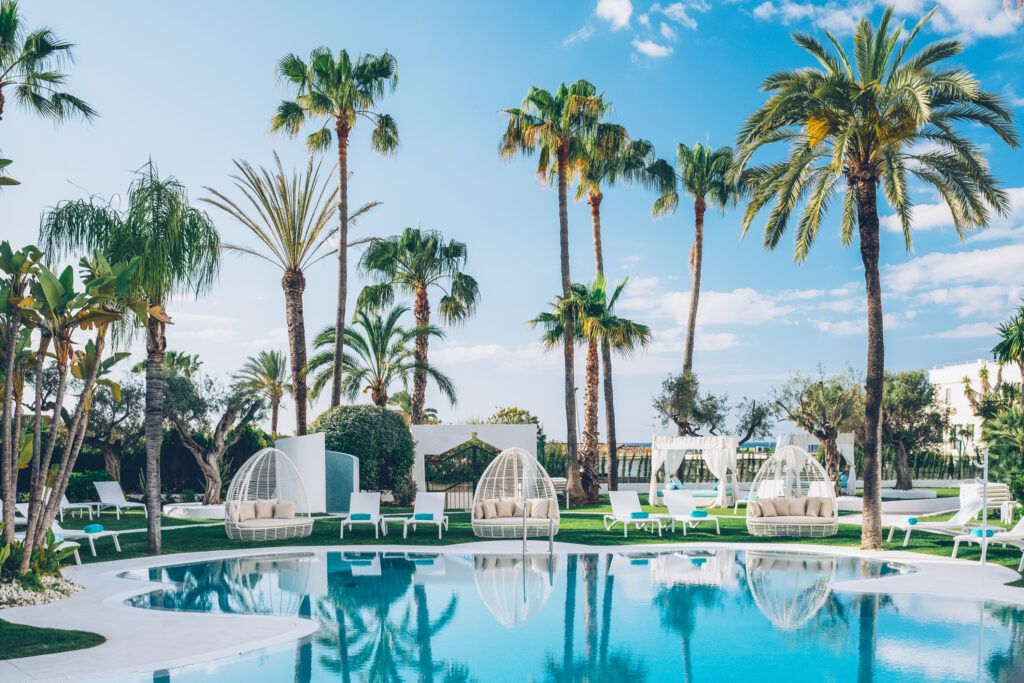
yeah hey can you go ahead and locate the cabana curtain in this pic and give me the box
[649,435,739,507]
[776,433,856,494]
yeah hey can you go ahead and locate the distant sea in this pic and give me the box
[621,441,776,449]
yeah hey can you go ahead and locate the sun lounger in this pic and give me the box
[340,492,385,539]
[604,491,665,537]
[94,481,147,519]
[402,493,449,540]
[46,487,96,521]
[952,515,1024,558]
[662,490,720,535]
[887,498,985,547]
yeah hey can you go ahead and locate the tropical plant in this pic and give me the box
[0,0,95,123]
[271,47,398,409]
[575,134,660,491]
[774,368,864,495]
[359,227,479,425]
[40,161,221,555]
[388,389,438,425]
[651,142,742,373]
[312,404,415,494]
[231,350,291,435]
[500,79,619,503]
[308,305,455,409]
[983,405,1024,487]
[532,278,651,502]
[880,370,949,490]
[131,350,201,379]
[80,378,143,484]
[0,157,16,187]
[203,154,347,436]
[993,301,1024,380]
[734,6,1017,548]
[487,406,546,443]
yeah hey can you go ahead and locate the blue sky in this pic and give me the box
[4,0,1024,441]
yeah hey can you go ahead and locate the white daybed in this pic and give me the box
[745,446,838,538]
[224,448,314,541]
[648,435,740,508]
[471,447,560,540]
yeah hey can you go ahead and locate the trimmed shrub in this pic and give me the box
[65,470,112,503]
[312,405,415,493]
[1010,474,1024,507]
[391,475,418,507]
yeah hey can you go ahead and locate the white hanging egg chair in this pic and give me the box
[471,447,560,538]
[224,447,314,541]
[745,551,837,631]
[746,445,838,537]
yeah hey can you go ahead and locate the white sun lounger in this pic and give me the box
[662,490,720,535]
[951,515,1024,559]
[604,491,664,537]
[340,492,386,539]
[94,481,147,519]
[45,487,96,521]
[887,499,985,547]
[402,492,449,540]
[12,510,83,565]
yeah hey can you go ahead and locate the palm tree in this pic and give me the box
[40,161,220,555]
[203,154,355,435]
[0,0,95,123]
[388,389,439,425]
[131,350,201,379]
[652,143,742,374]
[532,278,651,503]
[500,80,618,502]
[575,135,659,490]
[734,7,1017,549]
[993,302,1024,380]
[359,227,479,425]
[307,305,455,408]
[232,350,291,435]
[271,47,399,410]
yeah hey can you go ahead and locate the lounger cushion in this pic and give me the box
[495,500,514,517]
[482,500,497,519]
[759,499,777,517]
[237,517,309,529]
[238,501,256,523]
[788,497,807,516]
[274,500,296,519]
[474,502,484,519]
[805,497,822,517]
[255,499,276,520]
[512,501,525,517]
[748,501,762,517]
[749,515,835,526]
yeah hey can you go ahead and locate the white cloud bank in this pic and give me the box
[596,0,634,30]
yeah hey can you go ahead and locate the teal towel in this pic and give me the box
[971,528,996,538]
[630,511,649,519]
[350,513,371,521]
[907,518,918,525]
[689,558,707,566]
[629,558,649,566]
[414,513,434,520]
[350,559,373,567]
[691,510,708,518]
[54,534,64,543]
[83,523,104,534]
[414,559,435,566]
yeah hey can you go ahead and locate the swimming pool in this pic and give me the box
[116,549,1024,682]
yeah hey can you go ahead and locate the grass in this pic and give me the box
[854,487,960,500]
[0,619,104,660]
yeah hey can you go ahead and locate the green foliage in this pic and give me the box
[540,442,567,478]
[1010,475,1024,507]
[2,529,74,584]
[312,405,415,493]
[774,367,864,439]
[179,488,196,503]
[390,475,417,507]
[487,406,546,443]
[0,619,105,660]
[65,470,112,503]
[0,158,18,187]
[651,142,742,218]
[993,301,1024,376]
[881,369,949,457]
[653,371,730,436]
[983,405,1024,484]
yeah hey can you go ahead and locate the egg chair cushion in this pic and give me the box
[255,499,277,519]
[482,500,497,519]
[238,501,256,523]
[274,500,296,519]
[787,497,807,516]
[760,499,777,517]
[805,497,822,517]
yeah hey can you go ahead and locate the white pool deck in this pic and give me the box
[1,539,1022,682]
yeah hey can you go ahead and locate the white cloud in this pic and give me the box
[563,26,595,45]
[632,38,674,56]
[882,187,1024,236]
[660,21,679,39]
[925,322,1000,339]
[915,284,1024,317]
[638,12,651,27]
[883,243,1024,294]
[813,313,900,336]
[596,0,634,30]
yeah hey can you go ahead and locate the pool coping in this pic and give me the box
[1,540,1021,682]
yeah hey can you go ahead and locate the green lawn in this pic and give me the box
[0,619,104,660]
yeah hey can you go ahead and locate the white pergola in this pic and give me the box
[776,432,856,495]
[648,435,740,507]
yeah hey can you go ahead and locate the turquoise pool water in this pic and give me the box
[118,550,1024,682]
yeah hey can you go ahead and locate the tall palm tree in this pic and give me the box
[993,302,1024,380]
[500,80,618,502]
[388,389,439,425]
[131,350,201,379]
[307,305,455,408]
[575,135,659,490]
[735,6,1017,549]
[271,48,399,409]
[232,350,291,435]
[359,227,479,424]
[203,154,368,435]
[39,161,220,555]
[532,278,651,503]
[652,143,742,374]
[0,0,95,123]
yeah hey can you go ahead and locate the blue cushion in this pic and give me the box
[414,559,435,566]
[690,510,708,518]
[350,559,373,567]
[670,477,685,490]
[54,534,64,543]
[907,517,918,525]
[630,511,649,519]
[349,513,371,521]
[689,558,707,566]
[414,513,434,520]
[839,475,849,486]
[971,528,996,538]
[83,523,104,534]
[629,558,649,566]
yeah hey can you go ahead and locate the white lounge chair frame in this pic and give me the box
[340,492,385,538]
[12,509,82,565]
[51,518,121,557]
[952,515,1024,559]
[604,491,664,537]
[45,487,95,521]
[662,490,720,535]
[403,492,450,539]
[224,447,314,541]
[94,481,147,519]
[887,498,985,547]
[745,446,838,538]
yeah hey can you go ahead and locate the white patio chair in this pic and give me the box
[888,499,986,547]
[402,492,449,540]
[45,487,95,521]
[603,491,664,538]
[13,518,83,565]
[94,481,147,519]
[50,518,121,557]
[340,492,385,539]
[663,490,720,535]
[952,515,1024,559]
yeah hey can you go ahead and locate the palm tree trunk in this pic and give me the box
[563,554,578,679]
[336,608,352,683]
[893,442,912,491]
[411,282,430,425]
[855,177,884,550]
[0,316,19,543]
[581,339,601,503]
[683,196,705,374]
[271,398,279,436]
[282,269,308,435]
[582,554,598,661]
[145,314,166,555]
[331,120,351,409]
[557,147,581,502]
[414,584,436,682]
[599,554,613,663]
[857,593,878,683]
[590,191,619,492]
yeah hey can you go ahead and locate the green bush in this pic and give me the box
[391,475,418,507]
[65,470,112,503]
[1010,474,1024,507]
[312,405,416,494]
[179,489,196,503]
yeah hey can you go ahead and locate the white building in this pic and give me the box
[929,359,1022,454]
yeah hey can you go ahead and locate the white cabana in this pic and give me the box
[649,435,739,507]
[776,432,856,495]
